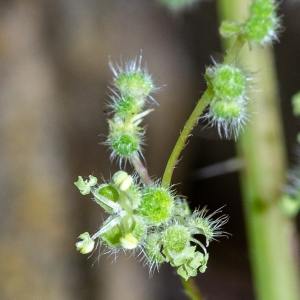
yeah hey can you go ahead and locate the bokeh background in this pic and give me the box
[1,0,300,299]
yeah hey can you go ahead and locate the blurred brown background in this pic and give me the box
[1,0,300,299]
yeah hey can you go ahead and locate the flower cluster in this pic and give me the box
[75,54,229,281]
[106,54,156,164]
[75,171,228,280]
[205,0,281,138]
[203,63,250,139]
[220,0,281,47]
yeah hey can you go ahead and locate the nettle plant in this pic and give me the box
[75,0,281,292]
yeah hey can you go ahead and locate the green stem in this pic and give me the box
[131,154,153,185]
[216,1,300,299]
[162,36,246,189]
[223,35,245,65]
[160,35,246,300]
[161,86,213,188]
[180,277,204,300]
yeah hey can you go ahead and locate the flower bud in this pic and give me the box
[245,0,280,47]
[76,232,95,254]
[110,130,140,158]
[211,99,245,120]
[163,225,190,254]
[138,186,174,225]
[117,71,153,100]
[109,55,155,102]
[74,175,97,195]
[250,0,275,17]
[113,171,133,191]
[113,95,142,117]
[145,234,166,266]
[210,64,246,101]
[120,233,139,250]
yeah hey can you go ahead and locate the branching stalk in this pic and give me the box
[162,36,246,188]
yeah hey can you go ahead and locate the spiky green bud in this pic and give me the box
[163,225,190,254]
[245,0,280,46]
[145,234,166,267]
[211,64,246,101]
[138,186,174,225]
[113,95,142,117]
[117,72,153,100]
[110,130,140,158]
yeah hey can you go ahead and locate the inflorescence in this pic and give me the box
[75,54,228,280]
[75,0,280,281]
[203,0,281,139]
[75,172,229,280]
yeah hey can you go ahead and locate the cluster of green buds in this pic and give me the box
[203,0,281,139]
[204,63,249,139]
[105,55,155,164]
[75,171,228,280]
[75,54,229,280]
[220,0,281,47]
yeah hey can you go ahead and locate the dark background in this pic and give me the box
[0,0,299,299]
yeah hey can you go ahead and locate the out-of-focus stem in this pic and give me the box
[216,1,300,299]
[180,277,204,300]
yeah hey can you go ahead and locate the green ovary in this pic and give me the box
[250,0,274,17]
[145,234,165,264]
[115,96,141,116]
[163,225,190,253]
[100,224,123,248]
[212,100,243,120]
[213,65,245,100]
[111,132,140,157]
[138,187,173,224]
[246,16,274,41]
[95,184,120,212]
[98,184,119,202]
[117,72,152,99]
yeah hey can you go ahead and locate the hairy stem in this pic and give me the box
[131,154,153,185]
[162,36,246,189]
